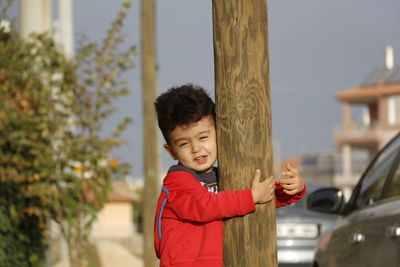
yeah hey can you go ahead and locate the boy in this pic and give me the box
[154,84,305,267]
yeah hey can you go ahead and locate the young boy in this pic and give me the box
[153,84,305,267]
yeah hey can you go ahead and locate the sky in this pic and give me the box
[77,0,400,179]
[9,0,400,178]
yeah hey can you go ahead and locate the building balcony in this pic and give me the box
[334,122,381,146]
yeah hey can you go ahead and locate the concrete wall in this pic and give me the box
[91,202,134,240]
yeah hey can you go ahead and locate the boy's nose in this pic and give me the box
[191,142,201,153]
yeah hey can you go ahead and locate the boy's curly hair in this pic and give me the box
[154,84,215,144]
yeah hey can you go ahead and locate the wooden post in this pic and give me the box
[141,0,160,266]
[212,0,277,266]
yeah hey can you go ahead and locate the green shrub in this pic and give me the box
[0,1,135,266]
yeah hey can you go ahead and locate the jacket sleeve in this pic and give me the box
[163,171,256,223]
[275,182,306,208]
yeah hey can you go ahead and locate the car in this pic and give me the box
[308,132,400,267]
[277,183,339,267]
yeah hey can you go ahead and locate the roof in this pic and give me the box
[336,65,400,103]
[362,66,400,87]
[85,184,139,204]
[336,83,400,103]
[107,188,138,203]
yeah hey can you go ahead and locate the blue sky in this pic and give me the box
[10,0,400,178]
[75,0,400,178]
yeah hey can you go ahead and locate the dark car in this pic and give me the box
[308,132,400,267]
[277,183,339,267]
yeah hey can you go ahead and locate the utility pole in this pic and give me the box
[212,0,277,266]
[141,0,160,266]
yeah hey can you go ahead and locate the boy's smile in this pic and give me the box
[164,115,217,173]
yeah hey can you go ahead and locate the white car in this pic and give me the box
[277,183,339,267]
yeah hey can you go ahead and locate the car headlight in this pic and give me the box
[277,223,319,239]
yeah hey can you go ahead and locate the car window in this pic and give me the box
[386,160,400,199]
[354,135,400,209]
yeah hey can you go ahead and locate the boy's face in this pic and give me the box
[164,115,217,173]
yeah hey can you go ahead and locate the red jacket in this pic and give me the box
[154,170,306,267]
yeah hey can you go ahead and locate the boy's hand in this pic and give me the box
[278,163,305,195]
[251,170,275,204]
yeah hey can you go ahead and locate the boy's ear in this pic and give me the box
[164,144,177,160]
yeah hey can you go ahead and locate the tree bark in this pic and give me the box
[212,0,277,266]
[141,0,160,266]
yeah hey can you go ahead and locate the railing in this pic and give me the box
[334,121,379,136]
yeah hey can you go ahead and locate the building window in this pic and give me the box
[388,95,400,125]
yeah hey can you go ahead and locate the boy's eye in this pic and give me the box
[200,136,208,140]
[178,142,188,147]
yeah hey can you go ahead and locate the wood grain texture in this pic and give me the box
[141,0,160,266]
[212,0,277,266]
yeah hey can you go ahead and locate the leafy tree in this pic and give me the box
[0,1,135,266]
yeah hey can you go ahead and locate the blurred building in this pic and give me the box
[280,152,336,187]
[279,157,301,174]
[299,151,336,187]
[281,149,370,200]
[334,46,400,195]
[280,47,400,198]
[91,184,139,242]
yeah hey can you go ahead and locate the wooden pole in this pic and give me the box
[141,0,160,266]
[212,0,277,266]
